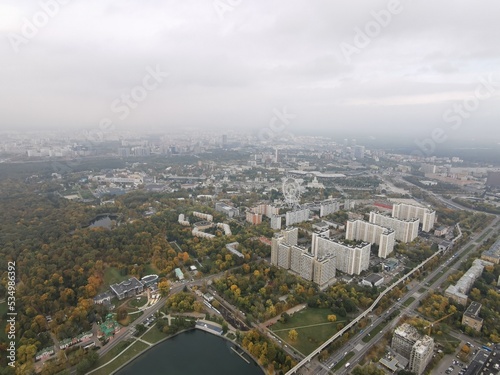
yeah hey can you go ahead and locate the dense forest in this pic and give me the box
[0,178,272,373]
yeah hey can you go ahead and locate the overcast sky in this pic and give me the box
[1,0,500,142]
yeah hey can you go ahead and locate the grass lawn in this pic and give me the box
[418,287,426,293]
[333,351,354,371]
[101,267,128,292]
[90,340,149,375]
[119,310,143,326]
[362,321,388,343]
[270,308,344,355]
[434,332,460,347]
[129,296,148,308]
[403,297,415,307]
[92,340,134,369]
[141,325,169,344]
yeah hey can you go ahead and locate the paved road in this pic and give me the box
[96,269,234,358]
[307,215,499,375]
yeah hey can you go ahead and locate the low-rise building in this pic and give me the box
[362,274,384,287]
[445,259,493,305]
[215,202,240,218]
[482,238,500,264]
[175,268,185,280]
[462,301,483,332]
[110,277,144,300]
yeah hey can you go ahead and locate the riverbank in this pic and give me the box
[110,327,265,375]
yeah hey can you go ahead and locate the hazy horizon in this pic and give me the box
[1,1,500,143]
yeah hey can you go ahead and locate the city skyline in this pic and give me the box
[0,0,499,144]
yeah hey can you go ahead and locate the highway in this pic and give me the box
[286,214,499,375]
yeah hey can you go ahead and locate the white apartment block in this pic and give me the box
[272,229,336,286]
[193,211,213,222]
[270,215,282,230]
[392,203,436,232]
[314,254,336,289]
[253,204,280,217]
[271,235,281,266]
[285,209,310,226]
[277,242,291,269]
[290,245,304,273]
[300,252,315,281]
[320,200,340,217]
[283,227,299,246]
[312,233,370,275]
[346,220,395,258]
[369,212,419,243]
[409,336,435,375]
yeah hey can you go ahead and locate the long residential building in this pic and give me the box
[392,203,436,232]
[320,199,340,217]
[369,212,419,242]
[271,228,336,288]
[312,231,370,275]
[445,259,493,305]
[346,219,395,258]
[285,209,310,226]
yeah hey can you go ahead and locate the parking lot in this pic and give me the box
[434,344,472,375]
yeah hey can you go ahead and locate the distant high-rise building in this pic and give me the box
[118,147,131,157]
[353,145,365,159]
[222,134,227,147]
[486,171,500,188]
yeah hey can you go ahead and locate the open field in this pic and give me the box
[141,325,169,344]
[270,308,345,355]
